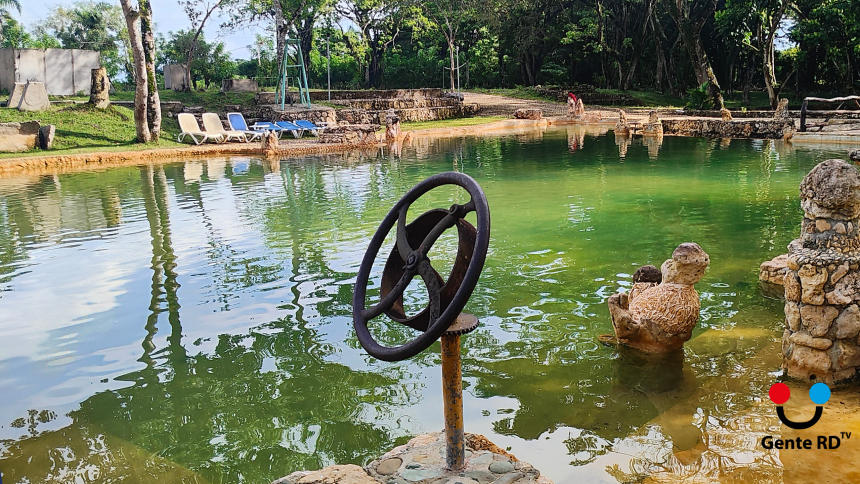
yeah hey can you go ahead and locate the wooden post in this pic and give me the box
[89,67,111,109]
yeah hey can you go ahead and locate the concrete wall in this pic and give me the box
[164,64,187,91]
[0,49,100,95]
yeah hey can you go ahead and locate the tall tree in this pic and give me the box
[34,2,131,79]
[661,0,725,108]
[0,0,20,31]
[119,0,161,143]
[180,0,229,92]
[337,0,404,88]
[418,0,483,90]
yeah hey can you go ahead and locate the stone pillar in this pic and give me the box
[384,108,401,141]
[642,110,663,136]
[615,110,630,135]
[783,159,860,385]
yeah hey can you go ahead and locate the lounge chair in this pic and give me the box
[275,121,305,139]
[294,119,324,137]
[250,121,293,139]
[177,113,224,145]
[202,113,247,143]
[226,112,265,142]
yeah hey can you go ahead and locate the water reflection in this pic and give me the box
[0,130,853,484]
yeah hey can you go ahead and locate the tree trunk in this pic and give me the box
[273,0,286,78]
[140,0,160,140]
[119,0,151,143]
[743,52,753,105]
[89,67,111,109]
[447,36,456,90]
[184,5,217,93]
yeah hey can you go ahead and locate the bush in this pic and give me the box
[685,83,713,110]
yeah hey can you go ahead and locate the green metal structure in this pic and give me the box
[277,38,312,109]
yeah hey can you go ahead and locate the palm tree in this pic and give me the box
[0,0,21,30]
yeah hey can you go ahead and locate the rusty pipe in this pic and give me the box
[441,331,465,470]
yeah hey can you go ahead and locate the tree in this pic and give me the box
[718,0,793,108]
[179,0,230,92]
[417,0,484,90]
[0,0,20,30]
[119,0,161,143]
[160,30,237,88]
[660,0,725,108]
[337,0,405,88]
[34,2,131,80]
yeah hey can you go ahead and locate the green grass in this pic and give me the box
[382,116,509,133]
[468,87,560,103]
[50,91,257,111]
[0,104,183,159]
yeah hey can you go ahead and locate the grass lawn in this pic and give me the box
[0,104,184,159]
[375,116,509,133]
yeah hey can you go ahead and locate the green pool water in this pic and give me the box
[0,127,851,483]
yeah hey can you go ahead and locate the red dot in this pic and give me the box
[769,383,790,404]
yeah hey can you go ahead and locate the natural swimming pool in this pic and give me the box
[0,126,854,483]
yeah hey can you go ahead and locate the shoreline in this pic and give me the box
[1,116,858,177]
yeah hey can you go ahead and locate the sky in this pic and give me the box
[11,0,264,61]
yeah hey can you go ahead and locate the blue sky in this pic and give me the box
[12,0,263,60]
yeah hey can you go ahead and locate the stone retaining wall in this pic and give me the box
[331,98,462,109]
[337,105,479,124]
[255,89,445,105]
[256,106,338,125]
[662,118,795,139]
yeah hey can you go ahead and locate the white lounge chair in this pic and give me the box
[202,113,247,143]
[227,112,265,142]
[178,113,224,145]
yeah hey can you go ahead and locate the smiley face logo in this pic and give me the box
[769,382,830,430]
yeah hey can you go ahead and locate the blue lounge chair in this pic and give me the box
[250,121,294,139]
[275,121,305,139]
[294,120,324,137]
[227,112,264,142]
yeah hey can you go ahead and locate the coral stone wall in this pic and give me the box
[783,159,860,384]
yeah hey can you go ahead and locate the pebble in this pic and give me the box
[469,453,495,466]
[462,471,495,483]
[388,479,411,484]
[493,473,524,484]
[377,458,402,475]
[488,461,515,474]
[400,469,443,482]
[406,463,422,470]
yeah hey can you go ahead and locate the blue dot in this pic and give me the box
[809,382,831,404]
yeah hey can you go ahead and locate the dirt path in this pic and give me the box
[464,92,570,117]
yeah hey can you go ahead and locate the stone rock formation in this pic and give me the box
[774,98,790,120]
[642,110,663,136]
[849,149,860,163]
[607,243,710,352]
[89,67,111,109]
[615,110,630,135]
[759,253,789,299]
[262,130,279,158]
[515,108,542,120]
[384,109,401,141]
[720,108,733,121]
[8,81,50,111]
[271,433,552,484]
[783,159,860,384]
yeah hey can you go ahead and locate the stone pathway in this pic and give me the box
[272,433,552,484]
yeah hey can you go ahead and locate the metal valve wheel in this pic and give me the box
[352,172,490,361]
